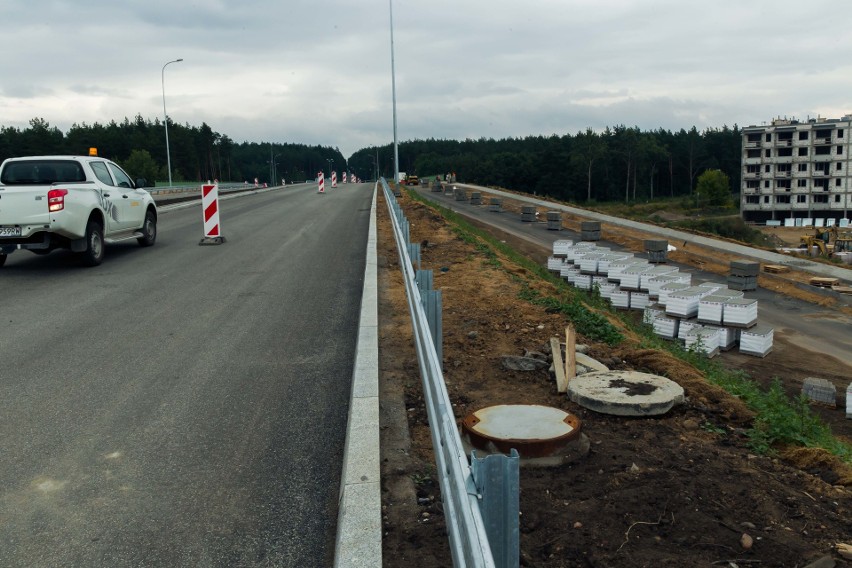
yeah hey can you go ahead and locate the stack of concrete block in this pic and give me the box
[620,265,653,290]
[644,239,669,263]
[685,327,721,357]
[547,256,565,272]
[723,297,759,328]
[647,273,692,299]
[657,282,692,306]
[598,253,629,275]
[630,291,650,310]
[470,192,482,205]
[454,187,467,201]
[739,324,774,357]
[610,289,630,309]
[521,205,536,222]
[608,258,647,283]
[728,260,760,291]
[639,266,679,291]
[677,319,702,341]
[643,304,666,325]
[489,197,502,212]
[546,211,562,230]
[581,221,601,241]
[802,377,836,407]
[552,239,573,255]
[697,295,727,325]
[653,316,680,339]
[579,253,607,274]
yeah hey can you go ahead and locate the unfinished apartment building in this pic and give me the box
[741,117,852,225]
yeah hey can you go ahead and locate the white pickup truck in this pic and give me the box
[0,155,157,267]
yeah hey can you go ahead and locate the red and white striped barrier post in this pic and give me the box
[199,183,226,245]
[342,172,347,184]
[331,171,338,188]
[318,172,325,193]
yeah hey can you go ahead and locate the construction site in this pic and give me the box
[378,184,851,567]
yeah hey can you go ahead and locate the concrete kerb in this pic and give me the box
[334,185,382,567]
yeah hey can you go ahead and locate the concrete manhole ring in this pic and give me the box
[567,370,685,416]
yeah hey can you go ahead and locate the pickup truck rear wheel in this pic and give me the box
[79,220,104,266]
[137,210,157,247]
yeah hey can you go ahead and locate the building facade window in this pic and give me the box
[798,147,808,156]
[813,194,828,204]
[797,195,807,203]
[798,163,808,172]
[799,131,809,140]
[797,179,807,187]
[765,149,771,158]
[776,195,791,204]
[765,133,772,142]
[746,196,759,204]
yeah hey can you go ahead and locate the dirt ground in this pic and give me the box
[377,190,852,567]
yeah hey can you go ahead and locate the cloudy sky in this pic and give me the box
[2,0,852,158]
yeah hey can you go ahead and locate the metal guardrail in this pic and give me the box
[381,179,519,568]
[147,182,260,196]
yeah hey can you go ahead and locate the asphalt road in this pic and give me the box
[0,183,373,566]
[413,184,852,368]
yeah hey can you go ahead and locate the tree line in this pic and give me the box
[0,117,346,186]
[349,125,742,205]
[1,116,741,205]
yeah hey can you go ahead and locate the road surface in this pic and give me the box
[0,183,373,566]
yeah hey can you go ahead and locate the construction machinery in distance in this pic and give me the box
[799,225,852,256]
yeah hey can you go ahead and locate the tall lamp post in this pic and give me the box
[326,158,334,179]
[389,0,399,190]
[162,58,183,187]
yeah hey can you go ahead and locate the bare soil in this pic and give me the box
[378,191,852,567]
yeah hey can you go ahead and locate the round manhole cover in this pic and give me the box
[461,404,582,458]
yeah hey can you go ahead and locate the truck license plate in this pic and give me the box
[0,226,22,237]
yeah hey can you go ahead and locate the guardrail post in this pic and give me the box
[416,270,443,365]
[408,242,421,270]
[471,450,520,568]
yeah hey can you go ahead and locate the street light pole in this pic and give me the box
[162,58,183,187]
[389,0,399,189]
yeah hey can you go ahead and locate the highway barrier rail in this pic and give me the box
[381,179,519,568]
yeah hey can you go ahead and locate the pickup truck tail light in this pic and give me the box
[48,189,68,212]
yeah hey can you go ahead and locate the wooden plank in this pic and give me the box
[550,337,567,394]
[763,264,790,274]
[810,277,840,288]
[565,325,576,385]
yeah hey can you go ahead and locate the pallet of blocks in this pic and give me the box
[685,327,720,357]
[802,377,837,407]
[739,324,774,357]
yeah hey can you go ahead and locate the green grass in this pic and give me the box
[405,188,852,464]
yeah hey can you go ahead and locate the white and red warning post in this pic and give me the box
[199,183,226,244]
[318,171,325,193]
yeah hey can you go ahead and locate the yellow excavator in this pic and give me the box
[799,226,837,257]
